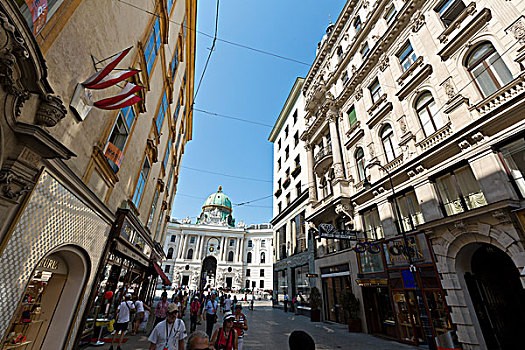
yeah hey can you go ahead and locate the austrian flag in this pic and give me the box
[82,47,143,110]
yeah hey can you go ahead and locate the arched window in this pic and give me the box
[186,248,193,260]
[466,42,512,97]
[355,147,366,181]
[228,251,234,262]
[261,252,266,263]
[381,125,398,163]
[167,247,174,259]
[415,92,444,137]
[247,252,252,263]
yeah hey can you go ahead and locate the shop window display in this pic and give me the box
[3,266,54,349]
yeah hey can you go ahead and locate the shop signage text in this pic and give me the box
[316,223,358,241]
[115,241,149,267]
[39,258,59,270]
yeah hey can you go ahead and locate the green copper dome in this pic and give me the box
[203,186,232,212]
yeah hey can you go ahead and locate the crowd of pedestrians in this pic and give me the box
[105,288,315,350]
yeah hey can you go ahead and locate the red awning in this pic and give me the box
[153,262,171,286]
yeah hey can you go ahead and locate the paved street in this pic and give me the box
[86,302,419,350]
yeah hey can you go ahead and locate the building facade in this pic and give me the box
[0,0,196,348]
[301,1,525,349]
[163,187,274,293]
[269,78,314,304]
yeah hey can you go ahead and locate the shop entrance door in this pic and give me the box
[363,287,396,338]
[322,276,350,323]
[465,244,525,349]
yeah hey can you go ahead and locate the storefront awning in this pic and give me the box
[153,262,171,286]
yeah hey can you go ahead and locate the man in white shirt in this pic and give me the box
[109,293,135,350]
[223,295,232,313]
[202,293,218,338]
[132,294,150,335]
[149,303,187,350]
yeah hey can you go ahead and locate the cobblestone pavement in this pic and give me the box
[85,303,420,350]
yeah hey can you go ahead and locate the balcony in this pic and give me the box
[416,122,453,151]
[313,144,333,175]
[472,72,525,115]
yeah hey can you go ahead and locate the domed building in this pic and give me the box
[162,186,273,293]
[196,186,235,227]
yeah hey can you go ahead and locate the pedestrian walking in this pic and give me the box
[148,303,187,350]
[211,312,238,350]
[232,304,248,350]
[283,293,289,313]
[202,293,218,338]
[109,293,135,350]
[249,298,254,311]
[224,294,232,313]
[189,296,201,332]
[132,294,151,335]
[185,330,209,350]
[288,330,315,350]
[232,295,238,310]
[154,292,170,327]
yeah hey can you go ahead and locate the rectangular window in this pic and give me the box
[144,17,161,76]
[361,42,370,59]
[348,105,357,127]
[362,207,384,240]
[246,269,251,277]
[294,132,299,147]
[285,146,289,160]
[171,45,179,80]
[164,265,170,273]
[147,189,160,229]
[435,165,488,216]
[260,269,265,277]
[285,126,289,138]
[500,139,525,198]
[260,280,264,288]
[132,157,151,207]
[155,210,165,239]
[286,193,291,205]
[190,236,196,244]
[104,107,136,172]
[277,158,281,170]
[163,141,172,169]
[261,240,266,248]
[342,71,349,84]
[156,92,168,134]
[230,239,235,247]
[294,155,300,168]
[294,212,306,253]
[171,235,176,242]
[293,110,298,124]
[167,0,175,14]
[435,0,466,27]
[296,181,302,197]
[395,190,424,232]
[354,16,362,32]
[369,78,382,103]
[278,139,281,150]
[398,42,418,72]
[384,3,397,24]
[248,240,253,248]
[278,202,282,213]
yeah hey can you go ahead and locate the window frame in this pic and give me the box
[397,42,418,72]
[369,78,382,103]
[380,125,398,163]
[355,147,366,181]
[132,156,151,207]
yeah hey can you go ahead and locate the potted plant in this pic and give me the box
[340,289,362,332]
[308,287,322,322]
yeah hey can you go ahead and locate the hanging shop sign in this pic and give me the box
[384,233,431,267]
[356,278,388,287]
[315,223,359,241]
[115,241,149,267]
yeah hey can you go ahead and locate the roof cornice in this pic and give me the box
[268,77,305,142]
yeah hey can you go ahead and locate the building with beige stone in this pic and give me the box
[0,0,196,348]
[301,0,525,349]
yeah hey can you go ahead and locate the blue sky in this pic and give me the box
[171,1,345,225]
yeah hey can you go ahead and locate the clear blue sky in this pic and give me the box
[171,1,345,225]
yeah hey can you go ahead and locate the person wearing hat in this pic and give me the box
[109,293,135,350]
[189,296,201,332]
[232,304,248,350]
[148,303,187,350]
[210,312,238,350]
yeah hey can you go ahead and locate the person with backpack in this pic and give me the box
[210,312,238,350]
[232,304,248,350]
[109,293,135,350]
[189,296,201,332]
[202,293,218,338]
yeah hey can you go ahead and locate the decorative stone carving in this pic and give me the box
[493,210,511,224]
[454,220,466,231]
[355,86,363,100]
[333,162,344,179]
[411,11,425,33]
[415,165,425,174]
[441,77,457,99]
[397,115,407,133]
[0,168,32,201]
[36,94,67,127]
[407,170,416,177]
[505,16,525,45]
[471,132,484,143]
[367,142,375,158]
[458,140,471,150]
[379,56,389,72]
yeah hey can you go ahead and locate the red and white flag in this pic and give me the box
[94,83,143,108]
[82,47,132,88]
[84,69,139,90]
[97,94,142,110]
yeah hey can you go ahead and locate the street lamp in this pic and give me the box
[363,160,435,349]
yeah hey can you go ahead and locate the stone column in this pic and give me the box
[181,235,188,259]
[327,108,345,182]
[196,235,202,260]
[177,234,184,259]
[305,141,318,203]
[238,238,244,262]
[220,237,226,261]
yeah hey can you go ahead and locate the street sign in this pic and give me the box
[317,223,359,241]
